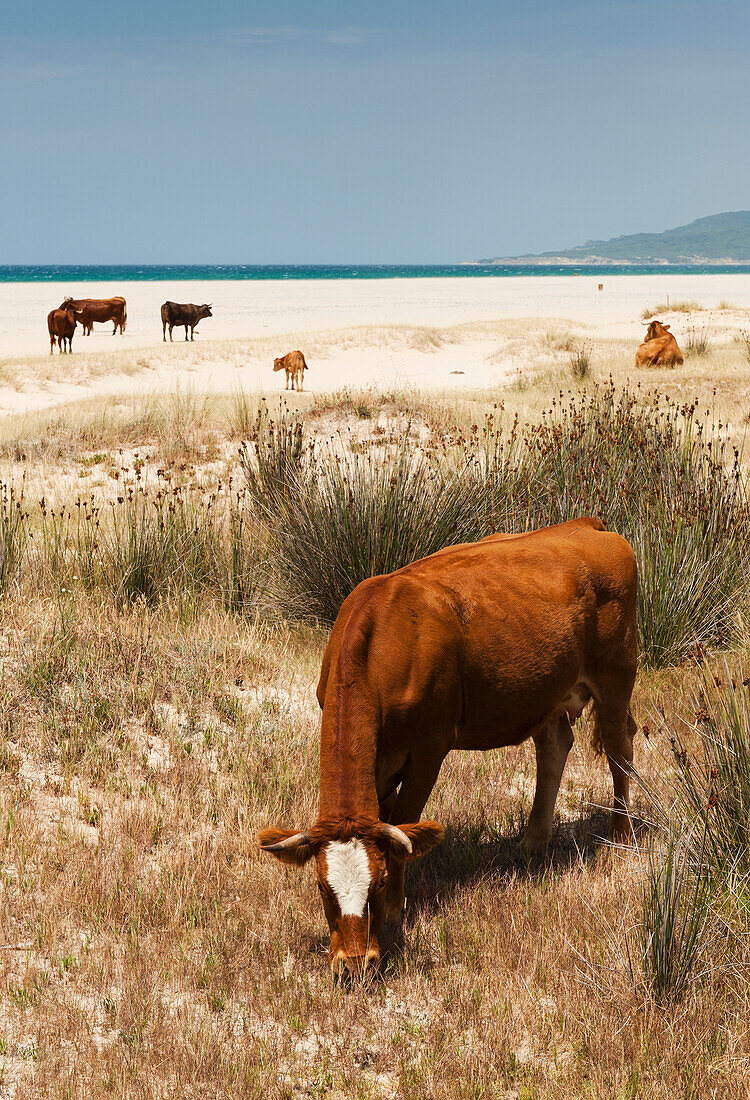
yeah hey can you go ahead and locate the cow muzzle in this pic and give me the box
[329,921,380,976]
[330,945,380,976]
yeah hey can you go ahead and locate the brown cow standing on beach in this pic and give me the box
[635,319,683,367]
[161,301,212,342]
[60,297,127,336]
[47,304,77,354]
[273,350,308,391]
[259,518,638,975]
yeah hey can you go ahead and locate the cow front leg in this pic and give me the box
[384,753,446,920]
[521,717,574,855]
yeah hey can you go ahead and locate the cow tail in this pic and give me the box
[122,302,127,332]
[588,700,636,756]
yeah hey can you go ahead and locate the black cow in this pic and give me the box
[161,301,213,342]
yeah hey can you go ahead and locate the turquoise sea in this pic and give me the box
[2,264,750,283]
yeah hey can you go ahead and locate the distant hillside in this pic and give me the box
[481,211,750,264]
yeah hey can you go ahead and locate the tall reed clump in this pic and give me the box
[627,825,718,1003]
[240,406,479,623]
[474,383,750,666]
[569,340,592,380]
[33,472,259,612]
[240,383,750,665]
[648,667,750,878]
[684,322,712,358]
[613,668,750,1001]
[0,480,28,595]
[100,475,223,606]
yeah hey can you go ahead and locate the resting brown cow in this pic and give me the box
[273,350,308,391]
[161,301,212,342]
[259,518,638,974]
[60,297,127,336]
[635,319,683,367]
[47,305,77,354]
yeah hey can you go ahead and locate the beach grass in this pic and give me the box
[641,300,702,319]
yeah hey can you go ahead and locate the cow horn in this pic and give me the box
[260,831,310,852]
[379,823,413,854]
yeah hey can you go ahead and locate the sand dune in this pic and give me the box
[0,274,749,416]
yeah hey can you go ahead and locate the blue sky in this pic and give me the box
[1,1,748,262]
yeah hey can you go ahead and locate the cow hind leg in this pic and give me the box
[521,717,574,854]
[592,699,636,844]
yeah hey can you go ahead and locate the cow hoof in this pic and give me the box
[607,816,635,847]
[519,834,549,859]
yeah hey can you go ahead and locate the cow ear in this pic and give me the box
[386,821,444,859]
[258,827,315,866]
[663,324,670,330]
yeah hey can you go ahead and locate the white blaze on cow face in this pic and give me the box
[324,839,372,917]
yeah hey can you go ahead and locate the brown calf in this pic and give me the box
[273,350,308,391]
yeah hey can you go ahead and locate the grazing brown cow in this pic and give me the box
[273,350,308,391]
[260,518,638,974]
[635,319,683,367]
[161,301,212,342]
[47,305,77,354]
[60,297,127,336]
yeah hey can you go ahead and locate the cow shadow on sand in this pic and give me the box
[378,807,645,974]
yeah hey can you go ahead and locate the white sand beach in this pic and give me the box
[1,273,750,415]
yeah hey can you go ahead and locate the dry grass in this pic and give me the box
[1,593,749,1098]
[641,301,702,320]
[0,358,749,1096]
